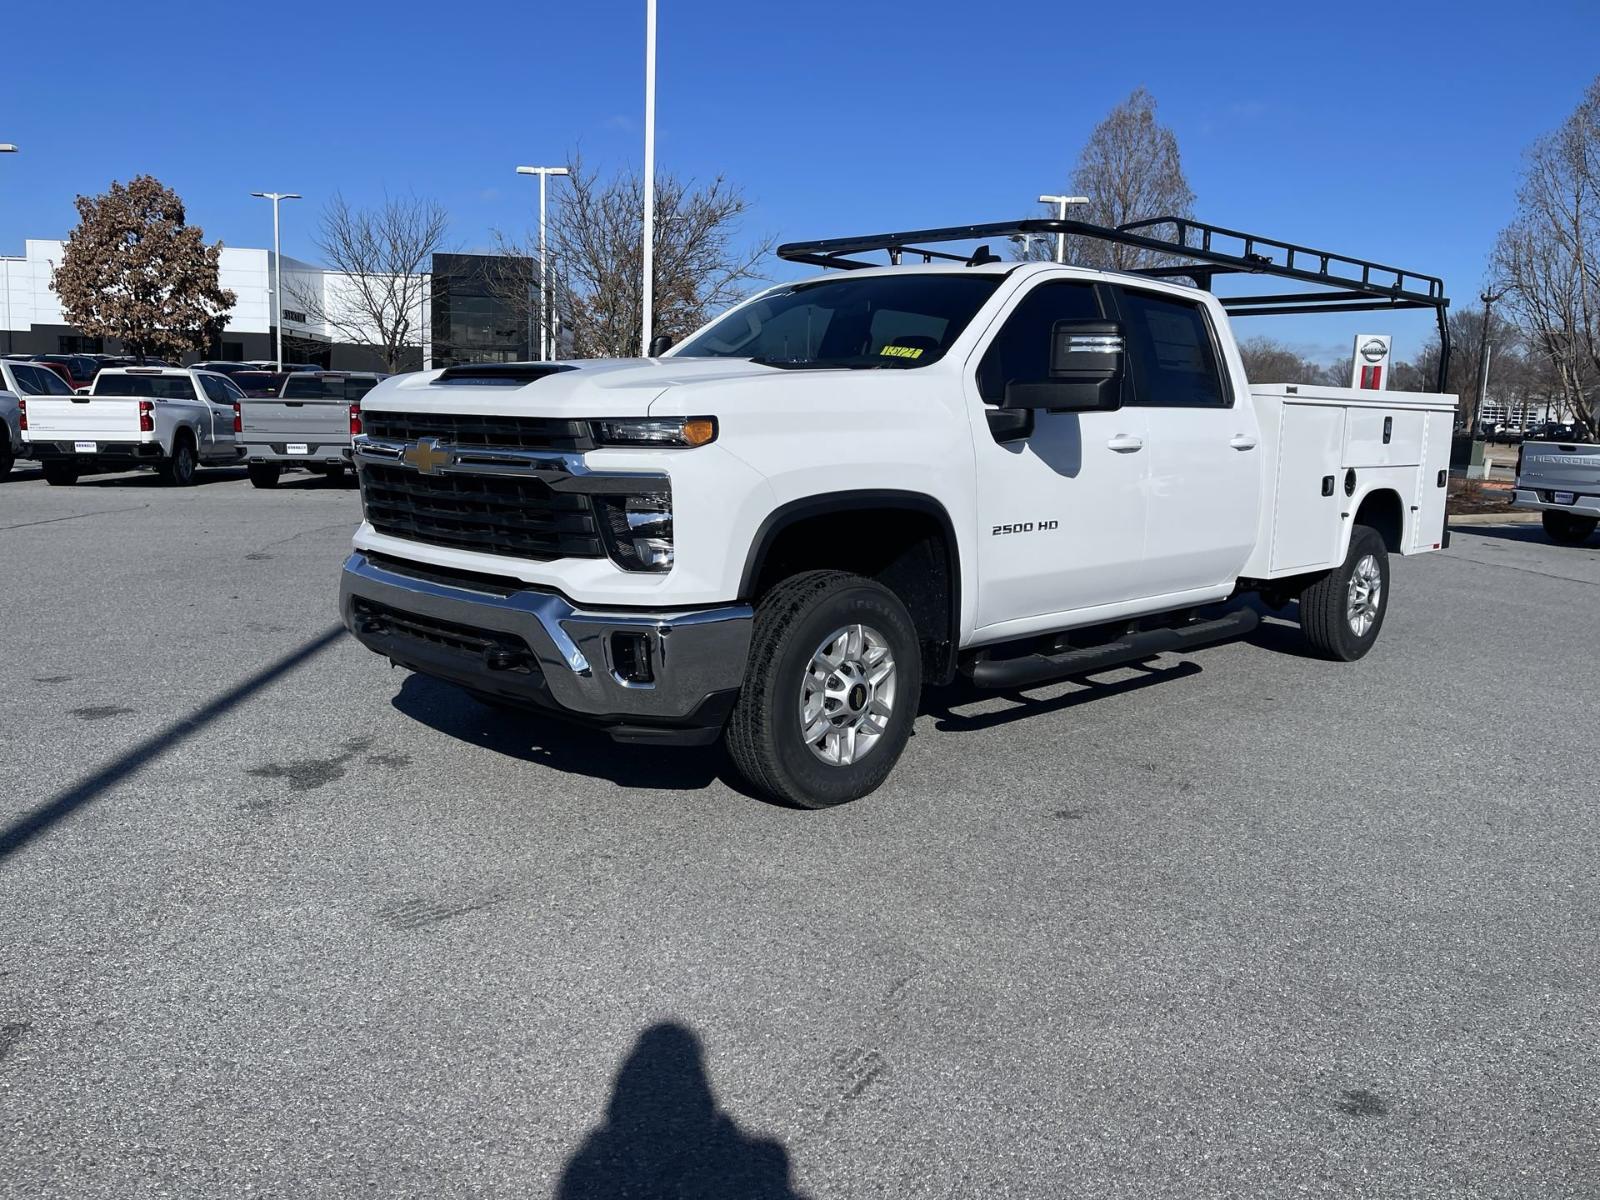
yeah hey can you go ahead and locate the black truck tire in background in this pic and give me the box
[1541,510,1598,546]
[42,461,79,486]
[157,434,197,487]
[248,463,283,489]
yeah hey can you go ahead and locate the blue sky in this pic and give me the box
[3,0,1597,365]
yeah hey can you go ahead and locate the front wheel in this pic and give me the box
[726,570,921,809]
[1542,510,1597,546]
[158,437,197,487]
[0,441,13,477]
[1299,525,1390,661]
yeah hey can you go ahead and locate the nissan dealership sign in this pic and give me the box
[1350,334,1392,390]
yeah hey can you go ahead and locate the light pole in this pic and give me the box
[1,145,15,355]
[515,165,569,360]
[250,191,301,371]
[1038,194,1089,263]
[641,0,657,357]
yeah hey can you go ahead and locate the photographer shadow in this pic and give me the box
[556,1022,808,1200]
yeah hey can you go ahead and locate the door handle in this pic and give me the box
[1229,434,1259,450]
[1106,434,1144,453]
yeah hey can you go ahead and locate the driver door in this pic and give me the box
[196,375,234,458]
[965,279,1153,634]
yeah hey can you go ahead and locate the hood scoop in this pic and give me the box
[433,363,578,387]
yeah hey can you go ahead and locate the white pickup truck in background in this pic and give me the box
[338,215,1459,808]
[21,366,248,486]
[1512,439,1600,545]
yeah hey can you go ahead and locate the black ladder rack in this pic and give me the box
[776,216,1452,392]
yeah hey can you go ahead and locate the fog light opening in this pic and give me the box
[611,631,655,684]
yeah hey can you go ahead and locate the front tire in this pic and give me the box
[0,441,13,478]
[1542,510,1597,546]
[158,436,197,487]
[726,570,921,808]
[247,463,282,489]
[42,461,79,486]
[1299,525,1389,661]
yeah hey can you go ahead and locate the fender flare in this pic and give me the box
[738,489,964,648]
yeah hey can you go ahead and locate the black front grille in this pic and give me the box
[360,462,604,560]
[363,410,595,452]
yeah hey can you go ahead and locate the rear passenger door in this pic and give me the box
[1112,285,1261,597]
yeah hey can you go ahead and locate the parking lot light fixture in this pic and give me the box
[1038,194,1089,264]
[516,166,570,360]
[251,191,302,372]
[0,144,18,153]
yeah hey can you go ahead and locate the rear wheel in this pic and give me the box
[157,435,198,487]
[42,461,79,487]
[0,440,12,478]
[726,570,921,808]
[1299,525,1390,661]
[1541,510,1597,546]
[247,463,282,489]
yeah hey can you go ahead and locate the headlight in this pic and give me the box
[596,494,675,572]
[592,416,717,447]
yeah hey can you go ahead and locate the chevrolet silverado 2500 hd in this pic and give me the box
[21,366,247,485]
[340,216,1458,808]
[1511,438,1599,545]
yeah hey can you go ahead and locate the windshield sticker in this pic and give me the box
[880,345,924,360]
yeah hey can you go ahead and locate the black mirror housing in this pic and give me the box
[1002,319,1125,412]
[647,334,675,357]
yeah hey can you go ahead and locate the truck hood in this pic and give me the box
[360,357,788,418]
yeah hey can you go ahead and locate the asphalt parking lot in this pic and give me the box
[2,465,1596,1199]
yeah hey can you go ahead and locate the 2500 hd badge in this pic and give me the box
[992,520,1060,535]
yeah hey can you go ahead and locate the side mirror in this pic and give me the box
[1002,319,1124,412]
[647,333,675,357]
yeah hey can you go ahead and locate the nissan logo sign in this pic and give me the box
[1359,339,1388,364]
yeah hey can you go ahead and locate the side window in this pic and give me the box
[218,376,247,403]
[38,366,75,395]
[975,282,1100,404]
[10,366,45,395]
[199,375,228,403]
[1116,288,1229,408]
[345,377,378,402]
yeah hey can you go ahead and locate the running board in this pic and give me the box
[965,607,1260,690]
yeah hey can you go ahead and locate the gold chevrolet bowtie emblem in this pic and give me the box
[403,437,453,475]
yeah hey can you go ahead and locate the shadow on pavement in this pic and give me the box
[556,1022,809,1200]
[0,624,347,861]
[391,674,766,799]
[1453,522,1594,548]
[72,468,248,488]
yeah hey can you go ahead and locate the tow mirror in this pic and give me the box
[647,333,675,357]
[1002,319,1125,412]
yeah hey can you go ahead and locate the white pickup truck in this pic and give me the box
[339,216,1458,808]
[21,366,248,485]
[1512,438,1599,545]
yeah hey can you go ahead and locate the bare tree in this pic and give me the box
[1235,335,1346,385]
[1491,76,1600,438]
[1015,89,1195,269]
[53,175,235,360]
[493,155,772,359]
[290,194,446,372]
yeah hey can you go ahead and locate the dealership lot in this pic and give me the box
[1,469,1596,1198]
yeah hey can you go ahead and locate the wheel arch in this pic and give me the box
[739,490,963,683]
[1349,486,1406,556]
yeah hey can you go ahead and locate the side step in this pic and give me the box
[965,607,1260,690]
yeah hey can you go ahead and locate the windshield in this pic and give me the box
[673,273,1002,369]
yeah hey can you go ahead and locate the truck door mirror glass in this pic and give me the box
[1001,319,1125,412]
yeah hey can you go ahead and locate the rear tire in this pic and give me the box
[247,463,282,489]
[0,441,13,478]
[1541,510,1597,546]
[1299,525,1389,661]
[42,461,79,487]
[157,435,197,487]
[726,570,921,809]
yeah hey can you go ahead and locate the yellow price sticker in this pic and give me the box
[880,345,924,360]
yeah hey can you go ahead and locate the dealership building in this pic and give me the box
[0,240,535,370]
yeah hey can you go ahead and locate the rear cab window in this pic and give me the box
[93,373,202,400]
[1115,287,1231,408]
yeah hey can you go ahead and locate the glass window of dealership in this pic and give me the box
[430,252,535,367]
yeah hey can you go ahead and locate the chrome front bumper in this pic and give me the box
[339,551,752,741]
